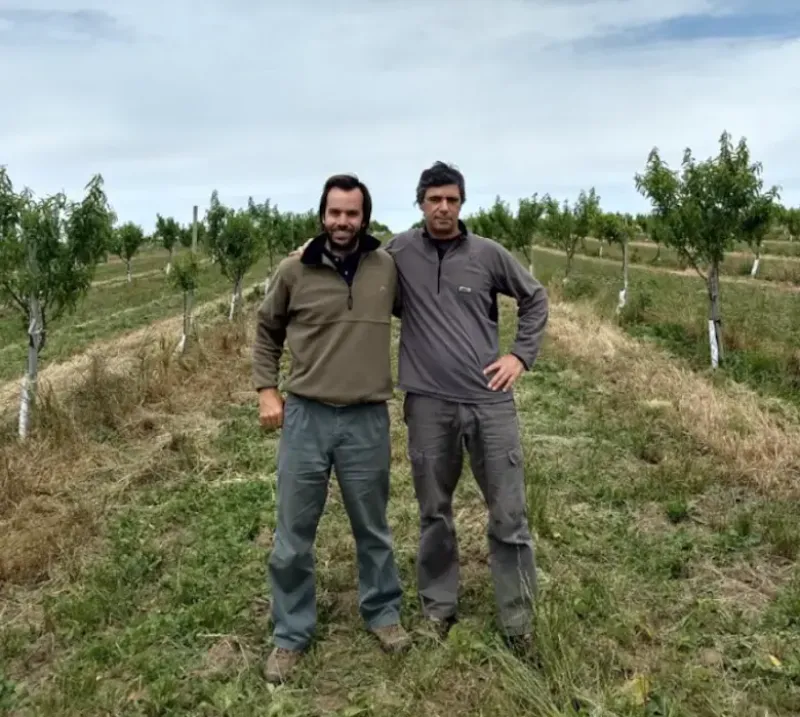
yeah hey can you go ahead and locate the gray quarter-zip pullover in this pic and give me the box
[385,222,549,404]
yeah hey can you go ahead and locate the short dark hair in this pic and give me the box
[318,173,372,230]
[415,161,466,206]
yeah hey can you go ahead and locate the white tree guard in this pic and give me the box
[708,319,720,368]
[617,287,628,312]
[18,300,42,440]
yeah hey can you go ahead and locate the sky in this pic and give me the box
[1,0,799,234]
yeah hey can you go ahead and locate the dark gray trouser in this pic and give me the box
[269,393,403,651]
[402,392,536,636]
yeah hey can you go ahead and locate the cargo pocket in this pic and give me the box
[505,447,527,520]
[407,447,425,470]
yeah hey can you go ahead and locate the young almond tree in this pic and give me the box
[635,131,779,368]
[574,187,601,257]
[512,195,545,274]
[745,196,777,278]
[540,196,576,281]
[178,218,206,250]
[597,212,633,311]
[205,191,264,320]
[0,168,113,439]
[112,221,145,283]
[155,213,180,275]
[465,197,540,273]
[474,196,516,247]
[784,206,800,242]
[464,205,500,238]
[541,188,600,281]
[369,219,391,235]
[203,190,228,265]
[170,207,201,354]
[247,196,281,291]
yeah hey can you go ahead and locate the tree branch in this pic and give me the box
[1,280,28,315]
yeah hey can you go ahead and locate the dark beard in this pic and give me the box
[326,229,361,255]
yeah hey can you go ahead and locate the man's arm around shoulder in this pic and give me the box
[383,228,415,257]
[490,242,549,370]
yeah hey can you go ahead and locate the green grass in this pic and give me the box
[0,252,279,383]
[91,246,183,283]
[532,248,800,407]
[547,237,800,285]
[757,239,800,258]
[2,301,799,715]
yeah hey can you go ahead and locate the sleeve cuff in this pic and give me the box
[510,352,529,370]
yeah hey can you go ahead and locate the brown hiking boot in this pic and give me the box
[506,633,534,653]
[370,623,411,653]
[505,633,541,665]
[424,615,457,640]
[263,646,303,683]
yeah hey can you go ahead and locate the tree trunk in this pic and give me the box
[563,246,574,282]
[177,288,194,354]
[528,241,535,275]
[707,261,723,368]
[750,251,760,278]
[18,295,43,440]
[651,244,661,264]
[598,243,604,258]
[617,239,629,312]
[229,276,243,320]
[126,259,132,284]
[165,247,173,276]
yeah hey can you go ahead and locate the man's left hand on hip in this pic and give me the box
[483,354,524,392]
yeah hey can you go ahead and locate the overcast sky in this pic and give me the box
[1,0,799,233]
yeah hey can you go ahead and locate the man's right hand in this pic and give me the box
[288,237,313,258]
[259,388,284,430]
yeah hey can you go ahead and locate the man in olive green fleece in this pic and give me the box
[252,173,409,684]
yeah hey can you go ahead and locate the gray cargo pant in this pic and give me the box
[403,392,536,636]
[269,393,403,651]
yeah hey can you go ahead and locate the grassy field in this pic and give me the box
[531,248,800,408]
[761,239,800,257]
[2,260,799,715]
[550,237,800,285]
[0,251,278,384]
[91,246,178,283]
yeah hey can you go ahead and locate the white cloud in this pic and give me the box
[1,0,798,233]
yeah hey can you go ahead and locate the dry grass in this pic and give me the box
[0,283,262,415]
[0,314,255,586]
[542,297,800,495]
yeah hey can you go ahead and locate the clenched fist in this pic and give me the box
[259,388,284,430]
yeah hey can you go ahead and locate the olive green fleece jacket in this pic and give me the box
[252,233,398,405]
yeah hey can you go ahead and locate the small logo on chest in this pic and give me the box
[458,286,472,293]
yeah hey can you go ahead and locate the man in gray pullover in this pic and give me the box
[385,161,549,649]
